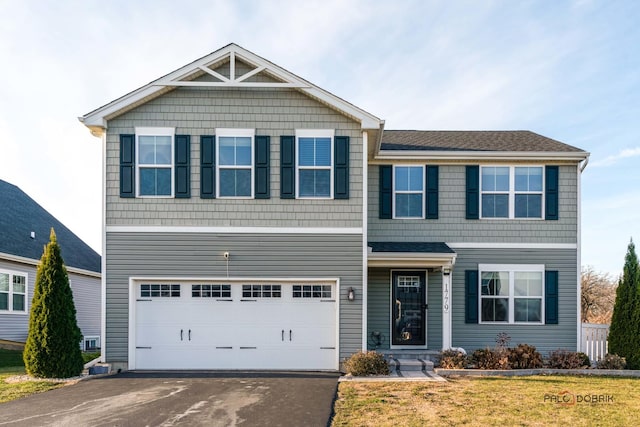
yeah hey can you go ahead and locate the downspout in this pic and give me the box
[576,154,589,352]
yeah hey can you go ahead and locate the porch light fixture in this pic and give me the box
[347,287,355,301]
[443,267,451,276]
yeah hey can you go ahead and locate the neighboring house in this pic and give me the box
[0,180,101,350]
[79,44,588,371]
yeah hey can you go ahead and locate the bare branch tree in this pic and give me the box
[581,266,617,324]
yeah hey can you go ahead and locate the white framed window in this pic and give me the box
[216,128,254,198]
[393,165,424,218]
[83,336,100,351]
[136,127,174,197]
[296,129,334,198]
[480,166,544,219]
[479,264,544,324]
[0,270,27,313]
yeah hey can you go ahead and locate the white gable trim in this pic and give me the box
[80,43,382,134]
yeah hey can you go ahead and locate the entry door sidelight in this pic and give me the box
[391,271,427,346]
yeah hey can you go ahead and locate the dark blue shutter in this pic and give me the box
[466,165,480,219]
[379,165,392,219]
[545,270,559,324]
[425,165,439,219]
[465,270,479,323]
[120,134,135,198]
[334,136,349,199]
[280,136,295,199]
[175,135,190,198]
[200,135,215,199]
[255,135,270,199]
[545,166,559,220]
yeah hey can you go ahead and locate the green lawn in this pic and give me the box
[0,348,99,403]
[332,376,640,426]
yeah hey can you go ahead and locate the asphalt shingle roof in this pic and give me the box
[0,180,101,273]
[380,130,585,153]
[369,242,455,254]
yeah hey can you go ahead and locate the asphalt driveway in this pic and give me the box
[0,371,340,426]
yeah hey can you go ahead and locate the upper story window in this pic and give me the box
[481,166,543,219]
[0,270,27,313]
[393,165,424,218]
[216,129,254,198]
[296,129,334,198]
[479,264,544,324]
[136,127,174,197]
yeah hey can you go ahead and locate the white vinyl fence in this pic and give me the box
[581,323,609,362]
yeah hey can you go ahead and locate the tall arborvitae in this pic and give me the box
[608,239,640,369]
[23,228,84,378]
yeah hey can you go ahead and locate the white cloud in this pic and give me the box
[590,147,640,167]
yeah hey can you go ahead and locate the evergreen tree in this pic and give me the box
[608,239,640,369]
[23,228,84,378]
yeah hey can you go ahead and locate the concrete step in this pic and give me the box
[389,358,434,372]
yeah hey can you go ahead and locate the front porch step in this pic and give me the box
[389,358,434,372]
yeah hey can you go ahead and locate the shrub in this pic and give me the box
[596,354,627,370]
[471,347,511,370]
[343,351,390,376]
[508,344,543,369]
[577,352,592,368]
[438,349,468,369]
[546,350,590,369]
[23,229,84,378]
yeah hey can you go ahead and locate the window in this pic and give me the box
[393,166,424,218]
[136,127,174,197]
[140,284,181,298]
[480,166,543,219]
[292,285,332,298]
[83,336,100,351]
[296,129,333,198]
[479,265,544,324]
[0,270,27,313]
[242,284,281,298]
[192,284,231,298]
[217,129,254,198]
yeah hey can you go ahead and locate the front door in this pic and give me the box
[391,271,426,346]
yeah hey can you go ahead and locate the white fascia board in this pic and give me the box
[130,276,340,284]
[106,225,363,234]
[80,43,383,132]
[447,242,577,249]
[367,251,457,268]
[0,252,101,278]
[375,150,590,162]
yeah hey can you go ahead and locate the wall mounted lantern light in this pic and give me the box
[347,287,355,301]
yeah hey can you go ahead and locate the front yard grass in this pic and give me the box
[332,375,640,426]
[0,348,85,403]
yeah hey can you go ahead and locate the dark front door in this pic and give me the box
[391,271,426,346]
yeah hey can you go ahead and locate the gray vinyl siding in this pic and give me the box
[105,87,363,228]
[0,258,100,344]
[367,268,442,351]
[368,164,578,244]
[104,232,363,365]
[451,248,578,354]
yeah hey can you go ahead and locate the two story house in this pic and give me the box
[80,44,588,371]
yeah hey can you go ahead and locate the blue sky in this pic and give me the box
[0,0,638,276]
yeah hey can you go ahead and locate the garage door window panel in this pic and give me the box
[293,284,332,298]
[192,284,231,298]
[242,284,282,298]
[140,284,181,298]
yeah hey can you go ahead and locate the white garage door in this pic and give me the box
[132,281,337,370]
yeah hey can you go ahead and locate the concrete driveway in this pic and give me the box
[0,371,340,426]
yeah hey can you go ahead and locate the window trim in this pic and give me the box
[479,165,545,219]
[83,336,100,351]
[295,129,334,199]
[392,164,425,219]
[216,128,255,199]
[478,264,545,325]
[135,127,175,198]
[0,269,28,314]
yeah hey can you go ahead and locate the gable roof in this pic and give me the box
[377,130,589,161]
[79,43,383,135]
[0,180,101,273]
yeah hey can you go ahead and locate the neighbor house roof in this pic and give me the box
[0,180,101,273]
[381,130,585,152]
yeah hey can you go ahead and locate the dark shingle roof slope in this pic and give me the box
[0,180,100,273]
[381,130,585,152]
[369,242,455,254]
